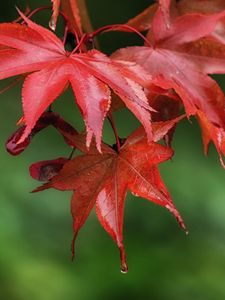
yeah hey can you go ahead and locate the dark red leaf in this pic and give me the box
[34,118,186,272]
[197,110,225,168]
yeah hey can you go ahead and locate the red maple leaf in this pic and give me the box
[0,11,153,152]
[34,116,186,272]
[113,0,225,131]
[197,110,225,167]
[177,0,225,44]
[127,0,225,44]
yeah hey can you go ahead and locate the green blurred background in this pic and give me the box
[1,1,225,299]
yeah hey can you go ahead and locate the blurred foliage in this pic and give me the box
[0,1,225,300]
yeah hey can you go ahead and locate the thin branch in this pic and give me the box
[89,24,152,47]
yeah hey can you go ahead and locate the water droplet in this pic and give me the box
[120,265,128,274]
[49,18,56,31]
[119,245,128,274]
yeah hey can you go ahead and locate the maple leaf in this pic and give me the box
[126,0,173,32]
[177,0,225,44]
[34,117,186,272]
[113,1,225,132]
[0,11,153,152]
[127,0,225,43]
[171,0,225,68]
[197,110,225,168]
[126,0,176,33]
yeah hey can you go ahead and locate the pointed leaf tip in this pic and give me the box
[165,204,187,232]
[50,0,60,30]
[119,245,128,274]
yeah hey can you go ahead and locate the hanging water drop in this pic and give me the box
[120,264,128,274]
[120,248,128,274]
[49,17,56,31]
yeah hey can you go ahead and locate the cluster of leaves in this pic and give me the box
[1,0,225,272]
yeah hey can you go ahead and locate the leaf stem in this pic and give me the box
[17,5,80,46]
[18,6,72,32]
[21,5,51,21]
[71,33,88,54]
[89,24,152,47]
[108,112,121,152]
